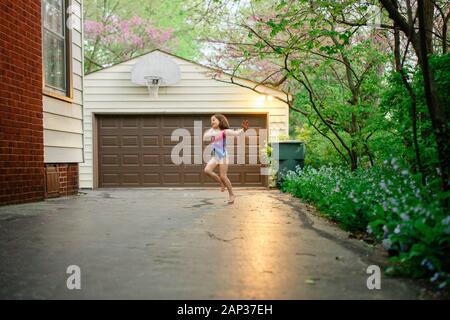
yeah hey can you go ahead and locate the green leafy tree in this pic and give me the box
[195,0,391,170]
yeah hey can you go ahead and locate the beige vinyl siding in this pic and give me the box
[44,130,83,148]
[79,50,289,188]
[73,74,83,91]
[45,147,83,163]
[43,95,82,119]
[43,0,84,164]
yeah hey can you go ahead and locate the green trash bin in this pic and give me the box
[270,141,305,186]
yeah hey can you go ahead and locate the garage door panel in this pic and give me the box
[143,154,160,165]
[121,118,139,128]
[163,173,182,184]
[98,114,267,187]
[101,154,119,165]
[161,117,182,128]
[163,135,180,146]
[183,165,203,171]
[121,136,139,147]
[100,118,119,128]
[112,129,140,136]
[142,117,160,128]
[101,173,120,185]
[141,169,160,178]
[203,180,218,186]
[183,173,202,184]
[122,154,140,165]
[142,145,161,152]
[123,173,140,184]
[142,136,159,146]
[162,146,179,155]
[97,128,122,136]
[163,155,177,165]
[143,173,161,185]
[227,173,241,183]
[245,173,262,183]
[160,127,184,134]
[101,136,119,147]
[108,148,142,155]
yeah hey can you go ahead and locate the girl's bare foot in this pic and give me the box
[220,182,225,192]
[228,194,236,204]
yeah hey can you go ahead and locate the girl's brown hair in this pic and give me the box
[213,114,230,130]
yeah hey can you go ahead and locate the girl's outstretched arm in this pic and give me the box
[225,120,249,136]
[224,128,245,136]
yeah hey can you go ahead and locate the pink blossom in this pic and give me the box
[130,34,144,48]
[159,30,172,43]
[129,15,142,26]
[84,20,105,35]
[145,26,158,39]
[85,14,176,55]
[120,21,130,35]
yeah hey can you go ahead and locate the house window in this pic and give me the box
[42,0,72,98]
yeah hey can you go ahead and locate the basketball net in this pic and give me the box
[144,76,162,98]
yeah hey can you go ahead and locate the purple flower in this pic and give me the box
[400,213,410,221]
[382,238,391,249]
[430,273,439,282]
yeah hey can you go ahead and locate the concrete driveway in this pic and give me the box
[0,189,423,299]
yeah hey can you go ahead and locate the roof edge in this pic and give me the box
[85,48,288,96]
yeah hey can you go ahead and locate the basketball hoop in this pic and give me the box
[131,51,182,99]
[144,76,162,98]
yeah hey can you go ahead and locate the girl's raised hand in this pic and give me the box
[241,120,249,132]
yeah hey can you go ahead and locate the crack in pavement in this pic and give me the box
[206,231,243,243]
[184,199,215,209]
[296,252,317,257]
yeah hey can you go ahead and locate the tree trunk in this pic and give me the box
[417,0,449,193]
[380,0,449,193]
[423,0,434,54]
[350,147,358,171]
[393,25,425,183]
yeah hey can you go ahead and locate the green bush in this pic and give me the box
[281,161,450,291]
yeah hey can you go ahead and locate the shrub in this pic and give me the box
[281,160,450,291]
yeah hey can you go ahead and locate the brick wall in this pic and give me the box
[58,164,79,197]
[0,1,45,205]
[45,164,79,198]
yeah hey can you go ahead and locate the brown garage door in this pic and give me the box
[98,114,267,187]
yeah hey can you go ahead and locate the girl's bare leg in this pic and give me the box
[219,164,235,203]
[204,160,222,187]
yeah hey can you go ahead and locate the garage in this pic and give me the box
[97,114,267,187]
[80,49,289,189]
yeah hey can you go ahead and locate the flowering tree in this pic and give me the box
[84,14,174,73]
[83,0,201,73]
